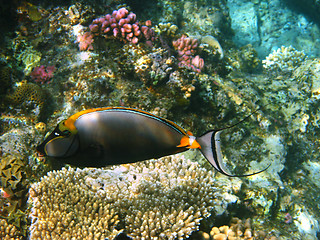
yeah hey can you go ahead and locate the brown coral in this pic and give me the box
[0,218,24,240]
[207,217,278,240]
[0,154,29,237]
[5,81,47,120]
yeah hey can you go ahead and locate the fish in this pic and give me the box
[36,107,269,177]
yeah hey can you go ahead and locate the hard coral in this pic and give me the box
[172,35,204,73]
[77,32,94,51]
[87,7,154,45]
[262,45,306,73]
[28,155,226,240]
[30,65,55,84]
[0,218,23,240]
[0,154,29,237]
[208,217,278,240]
[6,81,47,120]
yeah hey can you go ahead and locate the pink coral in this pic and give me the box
[77,32,94,51]
[30,65,55,84]
[172,35,204,73]
[87,7,154,45]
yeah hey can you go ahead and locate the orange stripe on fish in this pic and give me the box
[177,135,190,148]
[177,134,201,149]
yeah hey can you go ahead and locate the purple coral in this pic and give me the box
[172,35,204,73]
[87,7,154,45]
[30,65,55,84]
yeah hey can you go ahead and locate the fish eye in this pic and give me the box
[54,132,60,136]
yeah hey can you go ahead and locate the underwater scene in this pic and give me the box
[1,0,320,239]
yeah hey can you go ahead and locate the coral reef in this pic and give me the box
[0,154,28,209]
[172,35,204,72]
[155,22,178,38]
[28,155,230,240]
[204,217,278,240]
[200,35,224,59]
[30,65,55,84]
[0,218,23,240]
[1,1,320,239]
[12,40,41,75]
[77,32,94,51]
[228,0,320,57]
[0,64,12,95]
[262,46,306,73]
[5,81,47,121]
[88,7,154,45]
[0,154,29,238]
[181,0,232,38]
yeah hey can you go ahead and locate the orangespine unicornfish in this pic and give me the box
[36,107,269,177]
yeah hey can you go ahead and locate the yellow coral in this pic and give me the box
[29,154,226,240]
[134,55,151,74]
[6,81,46,120]
[0,218,23,240]
[155,22,178,37]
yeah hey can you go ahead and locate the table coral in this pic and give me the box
[28,154,227,240]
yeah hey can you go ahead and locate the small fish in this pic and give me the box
[37,107,268,176]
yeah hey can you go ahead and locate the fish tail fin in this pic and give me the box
[197,130,270,177]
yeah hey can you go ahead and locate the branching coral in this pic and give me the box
[207,217,278,240]
[172,35,204,72]
[28,155,228,240]
[84,7,155,47]
[262,45,306,73]
[0,218,24,240]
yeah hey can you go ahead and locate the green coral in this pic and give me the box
[12,39,41,75]
[154,22,179,38]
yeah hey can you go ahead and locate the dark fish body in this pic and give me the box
[37,107,268,176]
[65,108,186,166]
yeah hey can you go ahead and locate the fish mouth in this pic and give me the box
[36,151,45,157]
[36,143,46,157]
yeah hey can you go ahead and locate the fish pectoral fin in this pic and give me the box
[177,136,190,148]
